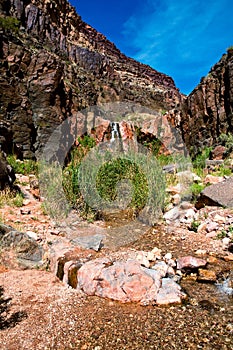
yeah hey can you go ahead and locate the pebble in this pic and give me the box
[197,269,217,282]
[195,249,207,256]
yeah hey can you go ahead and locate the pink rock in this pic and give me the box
[177,256,207,270]
[78,258,160,303]
[206,222,219,232]
[206,231,218,238]
[204,175,224,185]
[92,117,110,142]
[156,278,186,306]
[211,145,226,160]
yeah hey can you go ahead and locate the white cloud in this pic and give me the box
[122,0,233,93]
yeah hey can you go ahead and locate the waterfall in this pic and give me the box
[110,122,120,142]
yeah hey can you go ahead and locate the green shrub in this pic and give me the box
[192,147,212,169]
[0,188,24,208]
[190,183,205,202]
[7,155,38,175]
[190,220,200,232]
[218,133,233,153]
[96,157,148,211]
[0,16,20,33]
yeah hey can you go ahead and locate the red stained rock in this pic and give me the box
[176,256,207,270]
[78,258,159,303]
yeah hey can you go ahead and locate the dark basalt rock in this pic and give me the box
[0,151,15,190]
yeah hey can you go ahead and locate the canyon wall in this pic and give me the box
[0,0,181,159]
[179,49,233,154]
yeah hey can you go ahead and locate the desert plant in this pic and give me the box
[189,183,205,203]
[0,188,24,208]
[218,133,233,154]
[192,147,212,169]
[0,16,20,33]
[7,155,38,175]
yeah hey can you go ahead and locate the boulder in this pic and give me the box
[77,257,186,305]
[176,256,207,270]
[0,151,15,190]
[71,234,104,251]
[0,224,44,268]
[196,177,233,209]
[211,145,226,160]
[156,278,186,306]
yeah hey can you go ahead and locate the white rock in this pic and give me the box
[136,254,150,268]
[195,249,207,256]
[222,237,231,248]
[213,214,226,224]
[164,253,172,261]
[151,247,162,260]
[172,194,181,205]
[147,252,157,261]
[163,207,180,221]
[26,231,38,240]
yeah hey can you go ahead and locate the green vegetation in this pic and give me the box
[0,16,20,33]
[7,155,38,175]
[0,188,24,208]
[192,147,212,170]
[61,134,166,222]
[190,220,200,233]
[96,158,148,211]
[218,133,233,154]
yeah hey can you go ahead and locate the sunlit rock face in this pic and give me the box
[179,49,233,155]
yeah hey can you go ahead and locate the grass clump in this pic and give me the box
[192,147,212,170]
[7,155,38,175]
[0,188,24,208]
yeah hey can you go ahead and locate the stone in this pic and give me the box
[206,222,219,232]
[0,229,44,267]
[164,253,173,261]
[156,278,186,306]
[163,164,177,174]
[172,194,181,205]
[195,249,207,256]
[136,253,150,268]
[211,145,226,160]
[71,234,104,251]
[151,247,162,260]
[0,151,15,190]
[77,258,159,303]
[206,231,218,238]
[197,269,217,282]
[179,201,194,210]
[213,214,226,223]
[196,177,233,209]
[224,254,233,262]
[222,237,231,249]
[197,223,207,233]
[163,207,180,221]
[176,256,207,270]
[204,175,224,185]
[152,261,168,277]
[77,256,186,305]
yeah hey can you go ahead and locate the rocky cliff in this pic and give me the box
[179,49,233,154]
[0,0,181,159]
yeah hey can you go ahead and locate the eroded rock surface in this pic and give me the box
[77,256,186,305]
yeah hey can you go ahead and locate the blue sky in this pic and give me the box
[69,0,233,95]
